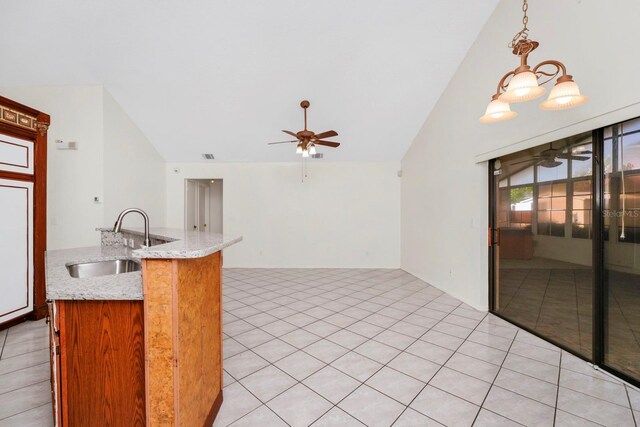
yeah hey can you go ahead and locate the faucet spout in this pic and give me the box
[113,208,151,247]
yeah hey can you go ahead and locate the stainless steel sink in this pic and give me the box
[66,259,141,278]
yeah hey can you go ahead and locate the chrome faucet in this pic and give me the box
[113,208,151,247]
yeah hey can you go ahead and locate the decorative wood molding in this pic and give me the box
[35,121,49,136]
[0,105,38,131]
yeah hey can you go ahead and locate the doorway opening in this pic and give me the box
[185,179,223,233]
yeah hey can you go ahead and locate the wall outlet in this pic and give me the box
[128,238,135,248]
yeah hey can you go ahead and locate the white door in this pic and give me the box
[0,179,33,323]
[185,180,197,231]
[198,183,208,231]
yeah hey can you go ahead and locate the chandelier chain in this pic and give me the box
[509,0,530,48]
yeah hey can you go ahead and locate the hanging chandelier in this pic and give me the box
[480,0,588,123]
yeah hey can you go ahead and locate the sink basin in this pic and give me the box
[67,259,141,278]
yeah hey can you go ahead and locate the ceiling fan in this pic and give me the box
[512,142,591,168]
[268,100,340,157]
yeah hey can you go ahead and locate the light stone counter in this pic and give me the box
[46,245,143,300]
[46,228,242,300]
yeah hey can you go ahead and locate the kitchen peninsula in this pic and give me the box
[45,228,242,427]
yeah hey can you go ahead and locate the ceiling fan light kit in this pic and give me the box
[267,100,341,157]
[480,0,587,123]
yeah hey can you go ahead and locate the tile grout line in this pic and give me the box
[470,327,518,426]
[0,327,8,359]
[229,300,521,403]
[0,368,51,398]
[0,401,53,422]
[625,385,638,427]
[223,271,439,425]
[552,344,562,426]
[0,379,51,420]
[237,279,464,426]
[389,312,493,426]
[223,269,632,427]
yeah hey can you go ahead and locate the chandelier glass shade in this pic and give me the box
[539,77,588,111]
[480,96,518,123]
[481,0,587,123]
[499,70,546,103]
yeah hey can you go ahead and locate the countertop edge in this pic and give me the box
[132,235,243,259]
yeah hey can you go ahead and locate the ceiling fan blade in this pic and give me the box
[314,130,338,140]
[268,140,298,145]
[314,140,340,148]
[282,130,299,139]
[511,155,552,165]
[555,153,590,161]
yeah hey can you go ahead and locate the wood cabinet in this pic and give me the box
[49,251,223,426]
[49,300,146,427]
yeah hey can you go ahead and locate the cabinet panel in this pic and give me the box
[0,179,33,323]
[0,133,34,175]
[58,300,146,427]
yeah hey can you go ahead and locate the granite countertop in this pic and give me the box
[46,245,143,300]
[46,228,242,301]
[122,227,242,259]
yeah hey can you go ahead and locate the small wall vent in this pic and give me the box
[202,154,215,160]
[311,153,323,159]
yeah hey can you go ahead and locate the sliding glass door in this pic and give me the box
[490,117,640,386]
[602,118,640,382]
[490,132,594,359]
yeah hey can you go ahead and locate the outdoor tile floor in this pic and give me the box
[1,268,639,426]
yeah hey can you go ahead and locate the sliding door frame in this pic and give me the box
[488,122,640,388]
[591,128,605,369]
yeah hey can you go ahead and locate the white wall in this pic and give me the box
[401,0,640,310]
[0,85,166,249]
[208,180,223,234]
[103,89,166,229]
[0,86,105,249]
[166,162,401,268]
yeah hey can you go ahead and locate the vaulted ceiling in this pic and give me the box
[0,0,498,161]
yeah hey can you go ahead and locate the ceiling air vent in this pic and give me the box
[202,154,215,160]
[311,153,324,159]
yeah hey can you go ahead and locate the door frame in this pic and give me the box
[0,96,49,327]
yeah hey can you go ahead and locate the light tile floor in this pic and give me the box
[1,268,639,426]
[217,268,640,427]
[0,318,52,426]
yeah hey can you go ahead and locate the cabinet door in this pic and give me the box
[0,178,34,323]
[0,133,34,175]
